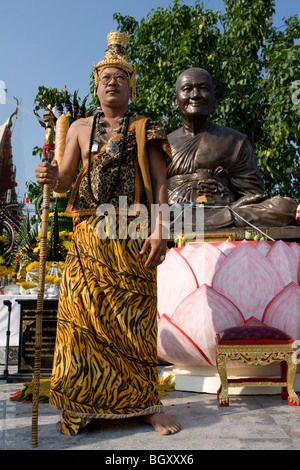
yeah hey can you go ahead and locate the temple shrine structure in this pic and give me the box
[0,105,19,202]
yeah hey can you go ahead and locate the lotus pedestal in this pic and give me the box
[157,240,300,395]
[159,364,300,396]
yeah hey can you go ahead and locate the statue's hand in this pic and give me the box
[231,193,266,209]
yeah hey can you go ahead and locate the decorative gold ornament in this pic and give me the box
[93,31,136,102]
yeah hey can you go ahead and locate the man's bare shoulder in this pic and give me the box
[69,116,94,131]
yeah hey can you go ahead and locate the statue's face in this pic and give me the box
[173,69,215,119]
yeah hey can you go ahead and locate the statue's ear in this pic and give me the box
[172,93,179,111]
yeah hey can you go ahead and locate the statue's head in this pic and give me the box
[172,68,216,120]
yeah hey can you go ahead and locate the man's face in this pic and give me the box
[173,69,215,120]
[97,67,131,108]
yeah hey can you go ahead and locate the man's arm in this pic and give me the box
[140,140,169,268]
[35,121,81,191]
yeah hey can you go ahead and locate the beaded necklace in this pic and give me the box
[87,110,130,205]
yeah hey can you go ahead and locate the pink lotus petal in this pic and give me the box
[157,248,198,318]
[212,241,285,320]
[171,285,244,365]
[179,244,198,261]
[266,240,300,286]
[263,283,300,339]
[157,314,211,366]
[254,240,272,256]
[215,241,236,256]
[290,242,300,258]
[183,243,226,286]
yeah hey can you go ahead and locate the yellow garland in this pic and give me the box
[0,265,17,277]
[62,240,71,250]
[0,266,11,277]
[59,231,73,239]
[16,282,36,290]
[25,261,61,272]
[25,261,65,277]
[45,275,62,284]
[40,212,72,219]
[37,231,72,241]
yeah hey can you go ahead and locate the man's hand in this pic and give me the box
[140,226,168,268]
[35,159,58,189]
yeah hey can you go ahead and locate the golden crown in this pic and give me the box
[93,31,136,102]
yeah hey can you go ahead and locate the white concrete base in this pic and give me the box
[159,364,300,396]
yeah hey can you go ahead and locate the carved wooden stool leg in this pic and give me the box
[281,361,288,401]
[216,353,229,406]
[286,357,299,406]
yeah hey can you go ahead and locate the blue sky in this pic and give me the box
[1,0,299,205]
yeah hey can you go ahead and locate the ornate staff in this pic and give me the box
[31,107,55,447]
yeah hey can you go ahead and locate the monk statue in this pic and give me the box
[167,68,298,230]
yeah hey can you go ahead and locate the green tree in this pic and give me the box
[113,0,300,201]
[27,85,92,211]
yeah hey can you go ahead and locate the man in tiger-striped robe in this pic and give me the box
[35,31,181,436]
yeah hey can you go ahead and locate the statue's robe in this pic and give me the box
[167,123,297,229]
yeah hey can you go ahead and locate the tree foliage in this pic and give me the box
[33,85,93,125]
[28,85,93,206]
[114,0,300,201]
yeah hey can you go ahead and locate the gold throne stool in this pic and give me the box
[215,318,299,407]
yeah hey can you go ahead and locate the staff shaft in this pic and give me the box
[31,183,51,447]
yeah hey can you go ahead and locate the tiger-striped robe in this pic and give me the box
[49,117,171,428]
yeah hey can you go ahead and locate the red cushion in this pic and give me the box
[216,317,293,345]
